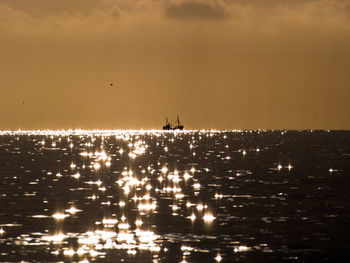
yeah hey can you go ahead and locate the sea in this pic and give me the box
[0,130,349,262]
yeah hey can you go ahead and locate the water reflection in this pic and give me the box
[0,130,349,262]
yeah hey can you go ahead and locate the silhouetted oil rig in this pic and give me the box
[163,115,184,130]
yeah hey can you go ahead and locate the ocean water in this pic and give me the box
[0,130,350,262]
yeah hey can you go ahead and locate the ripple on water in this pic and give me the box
[0,130,349,262]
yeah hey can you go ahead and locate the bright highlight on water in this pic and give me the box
[0,130,349,262]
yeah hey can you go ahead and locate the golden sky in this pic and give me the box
[0,0,349,129]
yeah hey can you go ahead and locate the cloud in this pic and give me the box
[0,0,104,17]
[1,0,350,32]
[165,1,229,20]
[0,1,350,129]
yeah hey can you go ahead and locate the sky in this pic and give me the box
[0,0,350,130]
